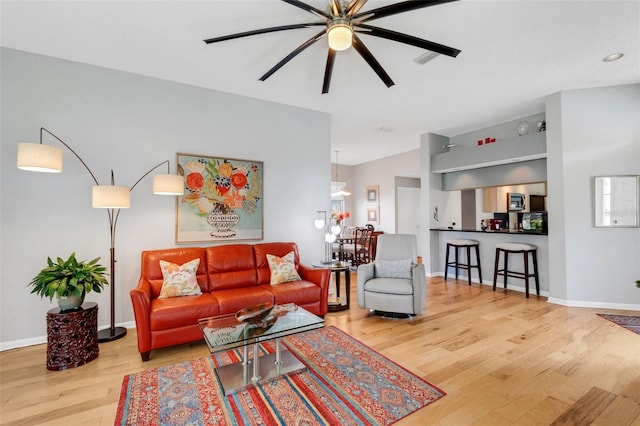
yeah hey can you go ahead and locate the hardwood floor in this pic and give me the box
[1,275,639,425]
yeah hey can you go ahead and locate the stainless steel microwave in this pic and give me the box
[508,193,526,211]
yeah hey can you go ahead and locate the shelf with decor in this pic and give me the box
[431,131,546,174]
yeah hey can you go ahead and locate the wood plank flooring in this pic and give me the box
[1,275,639,425]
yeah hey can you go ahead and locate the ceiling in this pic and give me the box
[1,1,638,165]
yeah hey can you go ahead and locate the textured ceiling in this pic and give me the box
[1,0,638,165]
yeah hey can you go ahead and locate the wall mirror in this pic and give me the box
[593,175,640,228]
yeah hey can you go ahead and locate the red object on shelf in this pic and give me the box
[491,138,496,143]
[477,140,483,146]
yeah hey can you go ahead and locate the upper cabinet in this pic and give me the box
[431,131,546,173]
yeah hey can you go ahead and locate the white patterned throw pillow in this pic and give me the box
[266,251,301,285]
[158,258,202,298]
[374,258,413,279]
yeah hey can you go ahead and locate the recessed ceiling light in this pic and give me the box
[603,53,624,62]
[379,126,395,132]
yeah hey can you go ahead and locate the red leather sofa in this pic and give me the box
[130,242,330,361]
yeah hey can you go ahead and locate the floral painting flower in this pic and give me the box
[176,154,263,243]
[180,157,262,215]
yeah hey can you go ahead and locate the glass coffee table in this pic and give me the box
[198,304,324,395]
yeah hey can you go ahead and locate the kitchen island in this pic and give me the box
[430,228,549,296]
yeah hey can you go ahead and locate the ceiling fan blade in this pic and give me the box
[280,0,333,19]
[204,23,324,44]
[328,0,343,17]
[353,0,458,23]
[259,30,326,81]
[322,49,337,94]
[351,34,394,88]
[344,0,368,17]
[356,24,461,57]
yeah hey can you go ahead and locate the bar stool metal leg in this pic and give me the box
[475,244,483,284]
[444,243,450,281]
[493,248,500,291]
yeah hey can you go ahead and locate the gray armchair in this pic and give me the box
[357,234,425,316]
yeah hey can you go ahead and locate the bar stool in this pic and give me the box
[444,239,482,286]
[493,242,540,298]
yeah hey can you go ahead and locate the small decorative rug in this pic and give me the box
[115,326,445,425]
[597,313,640,335]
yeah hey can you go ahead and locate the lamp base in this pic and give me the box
[98,326,127,343]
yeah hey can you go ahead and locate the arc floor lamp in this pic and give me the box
[17,127,184,342]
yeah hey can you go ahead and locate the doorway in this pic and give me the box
[397,186,421,257]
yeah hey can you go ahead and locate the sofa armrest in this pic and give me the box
[298,263,330,314]
[129,278,152,355]
[356,263,375,308]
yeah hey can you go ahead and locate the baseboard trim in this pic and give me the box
[546,298,640,311]
[0,320,136,352]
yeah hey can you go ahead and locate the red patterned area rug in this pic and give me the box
[597,313,640,335]
[115,326,445,425]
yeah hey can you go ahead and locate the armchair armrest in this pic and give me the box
[411,263,426,314]
[356,263,375,308]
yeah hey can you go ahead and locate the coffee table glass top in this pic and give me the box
[198,304,324,353]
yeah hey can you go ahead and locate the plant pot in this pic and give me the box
[57,292,85,312]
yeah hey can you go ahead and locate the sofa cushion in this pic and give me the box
[262,280,322,307]
[150,293,219,331]
[158,258,202,299]
[213,287,275,315]
[254,242,300,285]
[363,277,414,295]
[206,244,258,291]
[266,251,301,284]
[374,258,412,279]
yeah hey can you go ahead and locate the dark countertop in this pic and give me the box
[430,228,548,236]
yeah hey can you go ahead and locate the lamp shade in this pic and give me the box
[328,22,353,51]
[314,218,326,229]
[17,143,63,173]
[92,185,130,208]
[152,174,184,195]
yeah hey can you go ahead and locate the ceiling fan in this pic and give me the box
[203,0,461,94]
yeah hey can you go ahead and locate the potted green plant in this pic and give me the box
[636,279,640,289]
[28,252,108,311]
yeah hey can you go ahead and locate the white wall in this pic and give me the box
[349,150,421,233]
[546,84,640,307]
[0,48,331,347]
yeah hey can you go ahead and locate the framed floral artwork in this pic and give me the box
[175,153,263,243]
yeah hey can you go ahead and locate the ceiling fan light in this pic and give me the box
[328,22,353,51]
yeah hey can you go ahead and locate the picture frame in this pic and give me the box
[367,206,379,224]
[175,153,264,243]
[593,175,640,228]
[366,185,379,204]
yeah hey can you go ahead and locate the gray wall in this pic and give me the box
[1,48,331,347]
[546,84,640,307]
[422,83,639,310]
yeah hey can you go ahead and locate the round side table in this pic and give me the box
[46,302,99,371]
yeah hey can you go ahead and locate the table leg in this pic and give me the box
[251,343,260,383]
[242,344,250,384]
[345,269,350,308]
[335,270,341,298]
